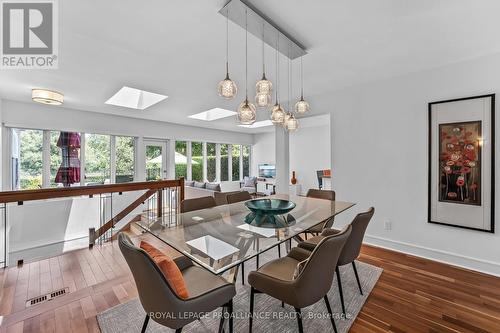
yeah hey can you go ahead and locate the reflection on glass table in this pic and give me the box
[138,194,355,277]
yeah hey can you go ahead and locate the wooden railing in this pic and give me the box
[0,177,185,247]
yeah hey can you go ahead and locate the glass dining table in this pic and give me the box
[137,194,355,282]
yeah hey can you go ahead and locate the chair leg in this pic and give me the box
[336,266,346,315]
[175,328,183,333]
[294,308,304,333]
[256,254,259,269]
[241,263,245,285]
[228,299,234,333]
[249,287,256,333]
[218,304,226,333]
[277,243,281,258]
[141,314,149,333]
[352,261,363,295]
[324,295,338,333]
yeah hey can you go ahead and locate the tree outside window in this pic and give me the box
[232,145,240,181]
[191,142,203,181]
[207,143,216,182]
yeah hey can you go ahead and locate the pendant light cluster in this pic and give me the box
[217,9,310,129]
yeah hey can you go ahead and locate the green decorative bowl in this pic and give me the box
[245,199,296,215]
[244,199,297,228]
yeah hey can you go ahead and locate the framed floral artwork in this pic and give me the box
[428,94,495,233]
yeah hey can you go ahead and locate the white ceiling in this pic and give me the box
[1,0,500,133]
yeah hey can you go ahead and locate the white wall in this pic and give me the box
[290,115,331,195]
[328,52,500,276]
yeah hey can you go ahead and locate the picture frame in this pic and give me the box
[428,94,495,233]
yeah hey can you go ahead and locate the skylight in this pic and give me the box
[188,108,237,121]
[105,86,167,110]
[238,120,273,128]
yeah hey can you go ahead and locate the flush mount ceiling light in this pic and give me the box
[238,119,273,128]
[105,86,167,110]
[217,7,238,99]
[236,9,256,125]
[189,108,237,121]
[32,89,64,105]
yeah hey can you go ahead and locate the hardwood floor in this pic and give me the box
[1,234,499,333]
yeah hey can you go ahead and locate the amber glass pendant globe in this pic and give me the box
[256,92,272,107]
[237,99,256,124]
[270,103,285,124]
[286,114,299,132]
[295,98,310,114]
[256,76,272,96]
[218,75,238,99]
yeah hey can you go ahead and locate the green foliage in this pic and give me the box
[18,130,43,189]
[116,136,134,177]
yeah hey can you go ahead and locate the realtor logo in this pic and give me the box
[1,0,58,69]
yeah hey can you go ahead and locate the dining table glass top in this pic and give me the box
[138,194,355,275]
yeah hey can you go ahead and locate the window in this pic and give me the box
[232,144,240,181]
[84,134,111,185]
[50,131,82,187]
[207,143,216,182]
[175,141,187,179]
[115,136,135,183]
[220,144,229,181]
[243,145,251,178]
[12,129,43,190]
[191,142,203,181]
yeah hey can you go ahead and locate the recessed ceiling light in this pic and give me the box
[105,86,167,110]
[32,89,63,105]
[189,108,237,121]
[238,120,273,128]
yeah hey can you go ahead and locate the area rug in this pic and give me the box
[98,252,382,333]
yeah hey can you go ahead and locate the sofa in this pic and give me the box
[184,181,241,206]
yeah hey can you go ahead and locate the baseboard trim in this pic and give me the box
[364,234,500,277]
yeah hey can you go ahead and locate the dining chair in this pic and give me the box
[180,196,216,213]
[304,189,336,239]
[118,233,236,333]
[248,225,352,333]
[298,207,375,314]
[226,190,252,204]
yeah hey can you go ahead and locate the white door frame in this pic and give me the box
[143,139,168,180]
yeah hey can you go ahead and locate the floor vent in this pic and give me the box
[26,287,69,307]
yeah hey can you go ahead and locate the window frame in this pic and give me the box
[7,127,138,190]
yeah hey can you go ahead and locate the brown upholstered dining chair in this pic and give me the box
[303,189,336,238]
[248,225,352,333]
[180,196,216,213]
[298,207,375,314]
[118,233,236,333]
[226,190,252,204]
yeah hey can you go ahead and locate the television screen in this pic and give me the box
[259,164,276,178]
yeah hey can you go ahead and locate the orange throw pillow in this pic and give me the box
[140,241,189,299]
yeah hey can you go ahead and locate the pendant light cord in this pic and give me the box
[245,9,248,100]
[300,56,304,99]
[226,8,229,76]
[288,46,291,112]
[262,22,265,76]
[276,32,279,103]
